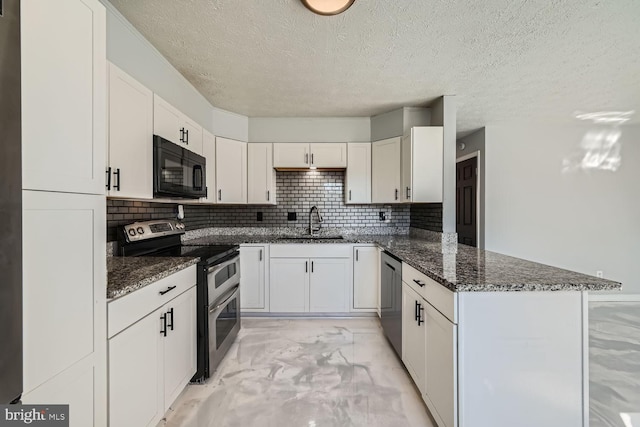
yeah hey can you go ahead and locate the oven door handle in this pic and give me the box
[208,285,239,313]
[205,255,239,275]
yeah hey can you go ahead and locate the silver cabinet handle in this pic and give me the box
[305,153,309,164]
[259,249,262,261]
[413,279,425,287]
[218,189,222,201]
[311,261,314,273]
[267,190,270,201]
[356,249,359,261]
[311,153,314,164]
[406,187,411,199]
[305,261,308,273]
[349,190,352,201]
[395,189,399,200]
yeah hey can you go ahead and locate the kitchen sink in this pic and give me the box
[277,235,344,240]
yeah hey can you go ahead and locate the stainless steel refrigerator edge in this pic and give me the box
[0,0,23,404]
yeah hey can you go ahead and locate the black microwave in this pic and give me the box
[153,135,207,199]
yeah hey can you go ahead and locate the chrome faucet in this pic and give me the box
[309,205,323,236]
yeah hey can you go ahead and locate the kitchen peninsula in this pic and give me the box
[107,228,620,427]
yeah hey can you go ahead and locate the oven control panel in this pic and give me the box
[123,219,185,242]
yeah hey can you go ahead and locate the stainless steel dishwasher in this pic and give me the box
[380,251,402,357]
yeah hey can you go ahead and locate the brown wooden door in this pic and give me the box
[456,157,477,246]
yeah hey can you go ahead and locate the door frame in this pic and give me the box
[456,151,481,247]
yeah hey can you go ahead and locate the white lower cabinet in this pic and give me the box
[269,245,352,313]
[269,258,309,313]
[270,257,349,313]
[352,245,378,311]
[309,258,349,312]
[240,245,269,312]
[109,309,163,427]
[108,269,197,426]
[162,287,197,409]
[402,283,426,395]
[424,302,457,427]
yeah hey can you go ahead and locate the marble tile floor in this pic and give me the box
[159,318,435,427]
[590,302,640,427]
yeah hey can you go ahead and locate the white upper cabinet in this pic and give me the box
[107,63,153,199]
[401,127,443,203]
[273,143,346,168]
[216,137,247,204]
[153,95,203,155]
[273,143,309,168]
[345,143,371,204]
[201,130,216,203]
[21,0,106,195]
[248,143,276,205]
[372,137,402,203]
[309,143,347,167]
[182,115,203,156]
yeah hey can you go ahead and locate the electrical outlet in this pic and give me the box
[256,212,263,222]
[379,212,386,221]
[596,270,604,278]
[287,212,297,221]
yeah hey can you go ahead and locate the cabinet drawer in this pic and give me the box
[402,263,456,324]
[108,265,197,338]
[270,244,351,258]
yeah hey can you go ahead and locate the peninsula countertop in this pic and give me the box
[182,233,621,292]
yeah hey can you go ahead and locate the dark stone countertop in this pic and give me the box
[107,256,200,300]
[182,234,622,292]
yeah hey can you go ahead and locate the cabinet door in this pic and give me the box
[372,137,401,203]
[153,94,183,146]
[424,302,457,427]
[109,310,163,427]
[182,116,203,155]
[201,130,216,203]
[248,143,276,204]
[309,258,349,312]
[240,246,268,311]
[345,143,371,204]
[21,0,106,195]
[309,143,347,167]
[273,143,309,168]
[352,246,378,310]
[22,191,105,394]
[270,258,308,312]
[163,287,197,411]
[22,356,96,427]
[402,283,426,395]
[411,127,444,203]
[401,134,413,202]
[216,137,247,204]
[107,62,153,199]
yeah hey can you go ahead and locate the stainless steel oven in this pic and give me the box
[195,252,241,380]
[118,219,241,383]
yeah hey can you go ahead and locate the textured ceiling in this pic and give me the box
[109,0,640,135]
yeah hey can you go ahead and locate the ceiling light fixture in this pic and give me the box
[301,0,355,16]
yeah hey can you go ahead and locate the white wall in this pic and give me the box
[457,128,486,248]
[485,123,640,294]
[248,117,370,143]
[100,0,248,141]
